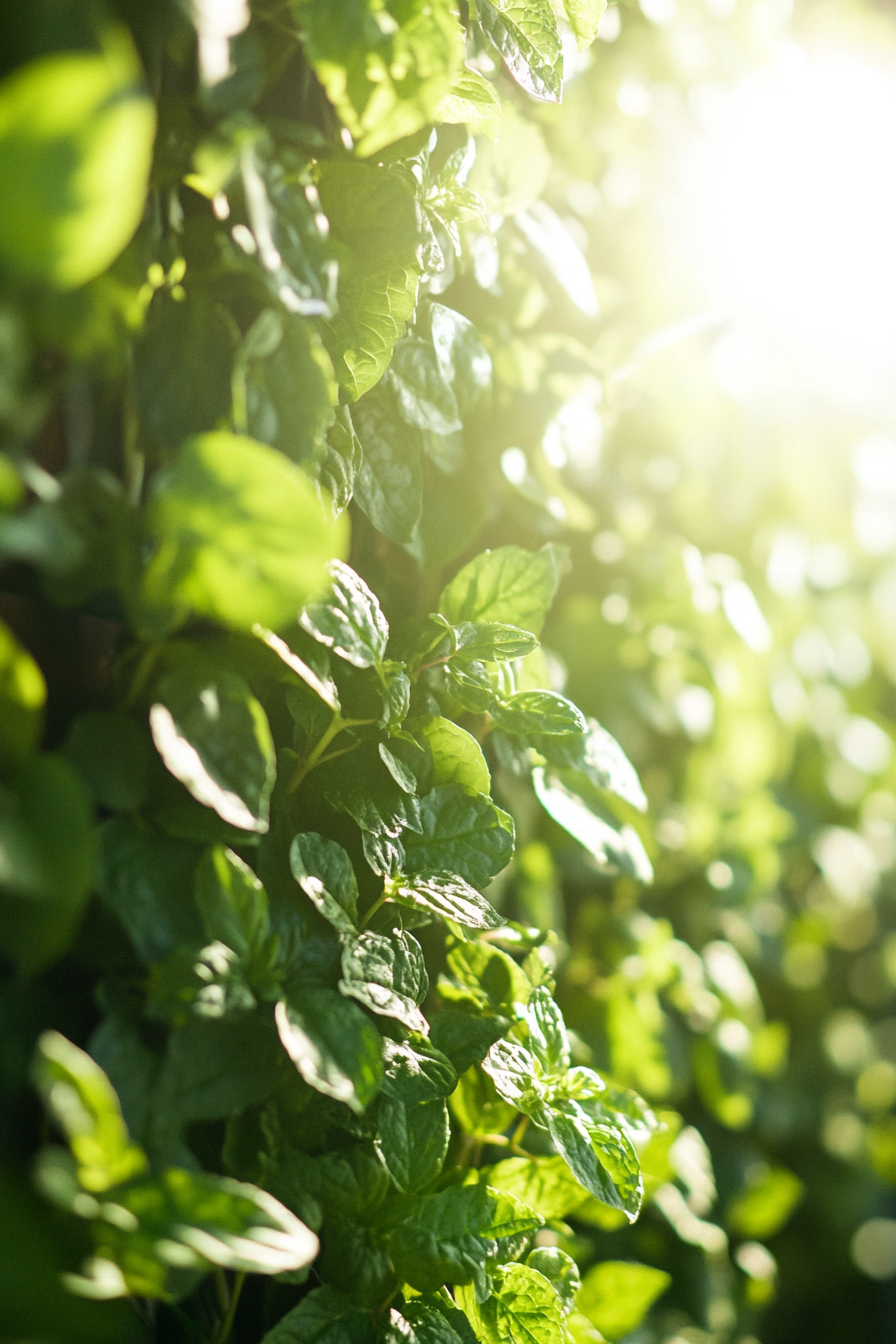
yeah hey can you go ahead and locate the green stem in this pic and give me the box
[360,891,389,929]
[215,1271,245,1344]
[510,1114,530,1150]
[288,714,377,793]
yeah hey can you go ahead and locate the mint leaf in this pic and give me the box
[535,719,647,813]
[524,1248,580,1316]
[458,1262,565,1344]
[241,309,337,466]
[492,691,587,737]
[448,622,539,664]
[276,985,383,1113]
[562,0,607,50]
[194,845,270,962]
[301,561,389,668]
[374,1095,449,1192]
[33,1032,148,1193]
[387,871,502,930]
[439,545,566,636]
[476,0,563,104]
[437,68,502,139]
[487,1156,590,1222]
[388,1182,497,1291]
[150,663,276,834]
[526,987,570,1076]
[141,432,348,636]
[410,716,492,796]
[389,337,462,435]
[402,785,514,890]
[98,818,203,964]
[545,1103,643,1221]
[260,1287,375,1344]
[290,833,360,935]
[352,382,424,542]
[340,930,429,1033]
[381,1037,458,1104]
[482,1038,545,1116]
[531,767,653,882]
[429,1011,510,1075]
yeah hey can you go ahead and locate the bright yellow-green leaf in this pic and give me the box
[577,1261,671,1341]
[0,30,155,289]
[726,1166,804,1240]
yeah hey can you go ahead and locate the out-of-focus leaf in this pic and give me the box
[437,68,502,138]
[532,767,653,882]
[63,712,151,812]
[0,617,44,762]
[576,1261,671,1341]
[0,29,155,288]
[141,432,348,636]
[726,1166,804,1239]
[98,818,204,963]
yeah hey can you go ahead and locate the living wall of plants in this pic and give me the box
[3,2,896,1344]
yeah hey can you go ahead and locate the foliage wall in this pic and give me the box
[2,3,896,1344]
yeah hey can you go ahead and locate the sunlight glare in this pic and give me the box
[684,45,896,408]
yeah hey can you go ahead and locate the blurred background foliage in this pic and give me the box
[3,0,896,1341]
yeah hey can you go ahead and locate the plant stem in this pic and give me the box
[510,1114,530,1150]
[288,714,377,792]
[215,1271,245,1344]
[360,892,389,929]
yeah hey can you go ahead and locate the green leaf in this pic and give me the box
[535,719,647,813]
[526,987,570,1076]
[387,871,502,930]
[150,663,276,834]
[389,337,462,435]
[437,68,502,139]
[388,1182,497,1291]
[401,785,514,891]
[0,754,95,974]
[428,304,493,419]
[290,832,359,935]
[466,101,549,216]
[352,382,424,543]
[531,767,653,882]
[141,432,348,636]
[402,1300,473,1344]
[726,1166,804,1239]
[33,1032,147,1193]
[295,0,465,157]
[317,162,422,398]
[242,309,337,465]
[157,1014,284,1127]
[476,0,563,104]
[410,716,492,796]
[576,1262,671,1341]
[562,0,607,50]
[0,617,44,762]
[525,1248,580,1316]
[375,1095,450,1192]
[319,406,363,517]
[340,929,429,1032]
[429,1011,511,1075]
[449,1065,516,1138]
[276,984,383,1113]
[194,845,270,961]
[447,622,539,664]
[134,290,236,453]
[457,1263,565,1344]
[439,545,566,636]
[381,1036,458,1104]
[443,941,532,1019]
[482,1038,545,1116]
[97,818,204,963]
[487,1156,589,1222]
[259,1286,375,1344]
[300,561,389,668]
[0,29,155,288]
[86,1167,319,1299]
[545,1103,642,1222]
[493,691,587,737]
[62,712,152,812]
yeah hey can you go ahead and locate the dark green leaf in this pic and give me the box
[340,929,429,1032]
[259,1286,375,1344]
[0,753,94,973]
[290,832,359,934]
[97,817,203,963]
[388,1182,497,1291]
[429,1011,510,1075]
[389,337,462,435]
[439,545,566,636]
[276,984,383,1113]
[301,560,389,668]
[133,290,235,453]
[160,1014,284,1124]
[374,1095,449,1192]
[401,785,514,891]
[319,406,363,516]
[428,303,493,418]
[62,712,151,812]
[352,382,424,543]
[242,309,337,464]
[150,662,276,834]
[381,1036,458,1104]
[194,844,270,960]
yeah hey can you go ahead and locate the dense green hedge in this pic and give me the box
[3,2,896,1344]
